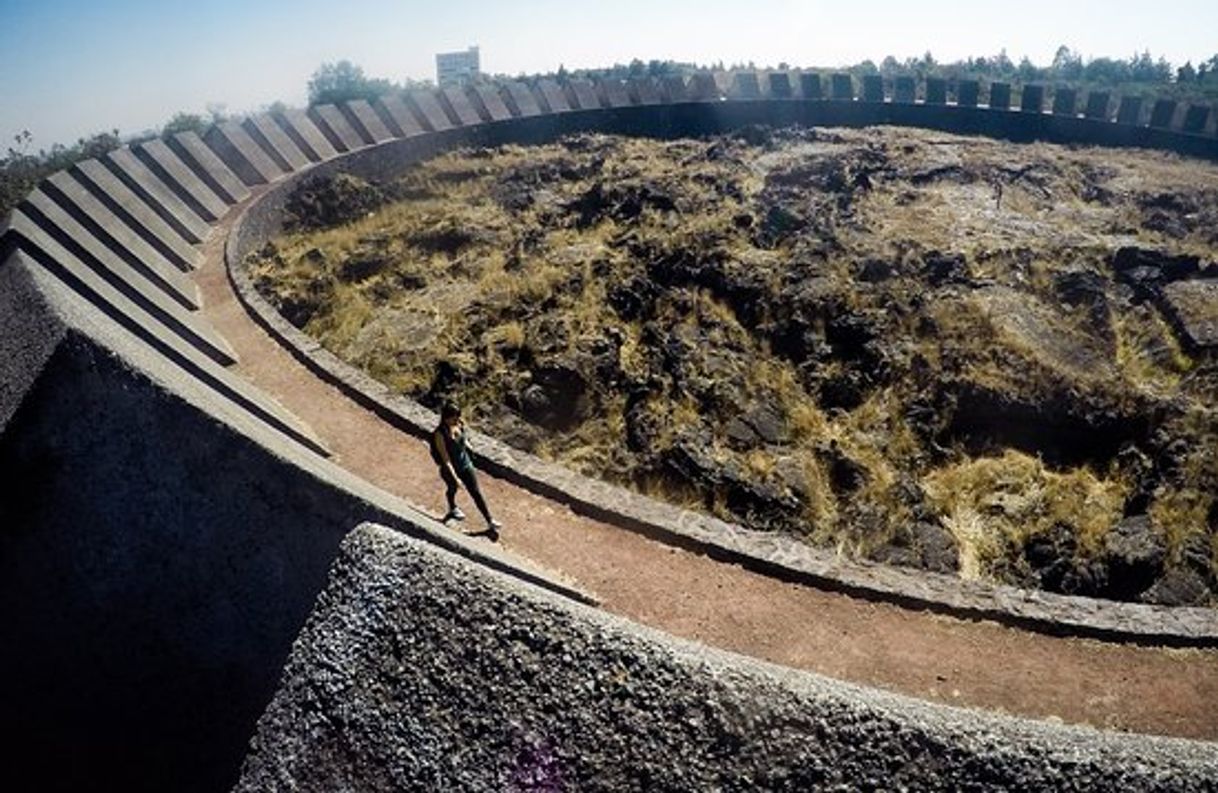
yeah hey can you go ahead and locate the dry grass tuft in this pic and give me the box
[923,450,1127,579]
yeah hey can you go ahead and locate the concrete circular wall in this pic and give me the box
[2,72,1216,791]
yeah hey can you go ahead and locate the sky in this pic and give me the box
[2,0,1217,150]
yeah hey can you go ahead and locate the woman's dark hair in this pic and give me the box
[440,402,461,421]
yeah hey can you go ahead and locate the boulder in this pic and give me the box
[941,380,1149,468]
[284,173,387,230]
[824,311,882,368]
[645,250,771,328]
[1111,247,1201,299]
[567,181,677,228]
[624,396,664,457]
[409,222,490,256]
[661,432,801,530]
[426,355,482,403]
[857,258,898,283]
[742,402,790,446]
[518,363,591,432]
[1053,269,1109,322]
[817,368,868,411]
[818,441,867,494]
[266,277,333,329]
[724,402,791,450]
[914,521,959,573]
[875,522,960,574]
[756,204,805,247]
[608,276,660,321]
[773,456,812,503]
[724,417,762,450]
[1160,280,1218,353]
[1103,515,1167,599]
[1141,568,1212,607]
[339,255,390,282]
[923,251,969,286]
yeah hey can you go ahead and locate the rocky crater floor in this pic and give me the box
[248,126,1218,605]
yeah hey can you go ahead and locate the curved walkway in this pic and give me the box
[198,209,1218,742]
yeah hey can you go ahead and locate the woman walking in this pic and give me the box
[431,402,503,541]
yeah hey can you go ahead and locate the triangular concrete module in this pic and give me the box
[309,105,367,152]
[343,99,396,144]
[501,81,542,117]
[566,78,600,110]
[374,94,427,137]
[233,523,1218,791]
[102,146,212,243]
[169,131,252,205]
[206,121,288,184]
[275,108,339,162]
[17,190,201,313]
[137,139,231,220]
[536,79,570,112]
[438,87,481,126]
[41,172,197,299]
[411,90,455,131]
[71,159,202,269]
[245,113,310,171]
[598,78,633,108]
[470,85,513,121]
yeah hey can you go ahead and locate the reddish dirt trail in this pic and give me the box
[199,225,1218,742]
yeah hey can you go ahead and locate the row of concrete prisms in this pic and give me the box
[1,72,1214,463]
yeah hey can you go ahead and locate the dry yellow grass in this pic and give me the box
[923,450,1128,579]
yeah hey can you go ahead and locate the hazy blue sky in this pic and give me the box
[2,0,1217,149]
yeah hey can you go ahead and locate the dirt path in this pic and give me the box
[199,223,1218,742]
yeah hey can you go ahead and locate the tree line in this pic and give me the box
[4,48,1218,218]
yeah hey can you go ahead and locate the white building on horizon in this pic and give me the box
[436,46,481,87]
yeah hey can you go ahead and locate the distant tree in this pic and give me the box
[880,55,900,76]
[1083,57,1129,84]
[1176,61,1197,83]
[1051,46,1084,81]
[9,129,33,156]
[1018,57,1040,82]
[161,112,210,138]
[307,60,396,106]
[205,102,228,123]
[76,130,122,160]
[645,60,679,77]
[993,49,1016,77]
[1128,50,1170,83]
[1,129,122,217]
